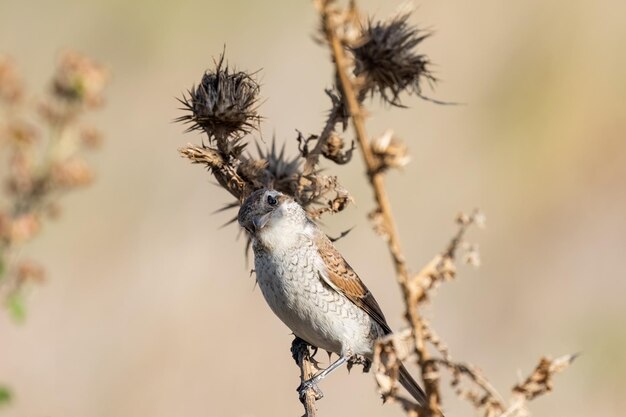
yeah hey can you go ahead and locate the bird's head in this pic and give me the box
[238,189,307,238]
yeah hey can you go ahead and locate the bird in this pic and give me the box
[237,188,426,405]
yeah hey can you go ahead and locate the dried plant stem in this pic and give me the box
[319,2,444,415]
[300,356,318,417]
[292,338,321,417]
[178,143,247,200]
[429,358,506,409]
[302,102,343,175]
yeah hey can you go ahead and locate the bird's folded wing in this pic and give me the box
[314,231,392,334]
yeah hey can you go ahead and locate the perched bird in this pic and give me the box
[238,188,426,404]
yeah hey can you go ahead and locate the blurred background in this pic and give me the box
[0,0,624,416]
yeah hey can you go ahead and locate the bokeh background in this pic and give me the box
[1,0,624,416]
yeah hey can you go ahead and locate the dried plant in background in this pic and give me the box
[178,1,574,416]
[0,52,108,322]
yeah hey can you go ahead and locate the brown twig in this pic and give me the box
[178,143,247,201]
[302,100,344,175]
[430,358,506,411]
[292,337,322,417]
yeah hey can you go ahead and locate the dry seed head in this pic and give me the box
[254,138,351,216]
[4,120,39,146]
[176,54,260,148]
[16,261,45,284]
[6,214,40,244]
[255,139,302,191]
[50,158,94,188]
[79,126,103,149]
[322,133,354,165]
[324,134,344,157]
[5,151,35,196]
[52,51,108,107]
[372,129,410,170]
[256,139,352,217]
[351,13,434,106]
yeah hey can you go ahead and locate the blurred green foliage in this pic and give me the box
[0,386,11,406]
[5,292,26,323]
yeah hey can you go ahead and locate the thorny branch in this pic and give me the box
[302,91,345,175]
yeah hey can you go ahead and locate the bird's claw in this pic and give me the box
[297,379,324,402]
[347,355,371,373]
[291,337,318,363]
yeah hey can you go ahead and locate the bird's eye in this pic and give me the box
[267,194,278,206]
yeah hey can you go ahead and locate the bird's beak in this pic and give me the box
[252,212,271,231]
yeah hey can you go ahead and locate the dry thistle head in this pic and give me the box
[351,13,434,106]
[176,54,260,152]
[243,139,352,218]
[253,140,302,192]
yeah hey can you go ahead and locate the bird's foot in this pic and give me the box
[290,336,318,364]
[347,355,371,373]
[297,379,324,402]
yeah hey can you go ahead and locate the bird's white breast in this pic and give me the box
[253,231,376,357]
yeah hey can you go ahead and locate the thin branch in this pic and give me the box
[178,143,247,201]
[430,358,507,410]
[302,97,343,175]
[292,337,322,417]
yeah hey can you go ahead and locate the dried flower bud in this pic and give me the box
[462,242,481,267]
[373,338,401,402]
[351,13,434,106]
[303,175,352,219]
[6,151,34,196]
[8,214,40,243]
[513,354,577,401]
[16,261,45,284]
[52,51,108,107]
[368,208,389,240]
[455,209,486,228]
[322,133,354,165]
[0,56,23,103]
[176,54,260,148]
[79,126,103,149]
[50,158,93,188]
[371,129,410,170]
[44,202,62,220]
[4,120,38,146]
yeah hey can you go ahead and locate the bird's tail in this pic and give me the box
[398,363,427,406]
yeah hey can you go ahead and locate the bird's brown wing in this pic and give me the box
[314,230,428,406]
[314,230,392,334]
